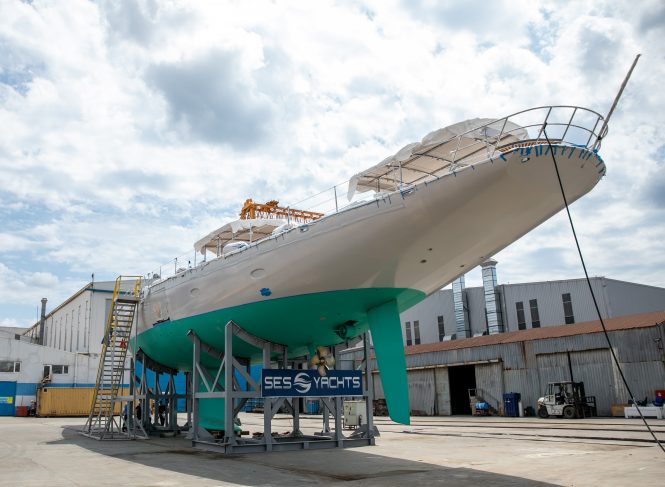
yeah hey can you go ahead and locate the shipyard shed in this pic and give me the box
[340,310,665,417]
[0,329,99,415]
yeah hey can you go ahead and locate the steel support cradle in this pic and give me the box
[187,320,377,454]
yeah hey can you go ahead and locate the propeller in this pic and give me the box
[309,346,336,376]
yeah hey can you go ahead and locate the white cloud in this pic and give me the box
[0,262,79,307]
[0,0,664,327]
[24,271,59,288]
[146,48,276,147]
[0,233,32,252]
[0,317,26,328]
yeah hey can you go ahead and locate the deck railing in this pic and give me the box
[448,105,606,165]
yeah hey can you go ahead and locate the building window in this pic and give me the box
[516,302,526,330]
[438,316,445,341]
[562,293,575,324]
[54,365,68,374]
[530,299,541,328]
[413,320,421,345]
[0,361,20,373]
[405,321,412,346]
[46,365,69,375]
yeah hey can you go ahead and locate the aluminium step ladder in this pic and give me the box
[82,276,144,440]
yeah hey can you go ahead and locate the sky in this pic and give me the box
[1,0,664,328]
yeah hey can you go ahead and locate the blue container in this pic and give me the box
[305,399,320,414]
[503,392,521,417]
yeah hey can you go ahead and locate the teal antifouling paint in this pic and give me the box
[368,299,411,425]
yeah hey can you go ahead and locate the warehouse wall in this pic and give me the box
[31,280,139,357]
[604,279,665,318]
[400,290,456,343]
[465,287,488,336]
[43,291,94,353]
[41,284,115,355]
[434,368,451,415]
[401,276,665,346]
[343,322,665,417]
[408,369,436,415]
[500,279,611,331]
[475,362,503,411]
[611,325,665,401]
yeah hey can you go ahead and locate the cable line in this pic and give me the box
[543,124,664,454]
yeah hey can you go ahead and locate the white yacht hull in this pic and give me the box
[138,144,604,342]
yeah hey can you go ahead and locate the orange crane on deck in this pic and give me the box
[239,199,323,224]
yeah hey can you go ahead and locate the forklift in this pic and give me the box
[537,381,597,419]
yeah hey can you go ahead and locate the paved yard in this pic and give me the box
[1,414,663,486]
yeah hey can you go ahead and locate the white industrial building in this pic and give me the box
[0,331,98,412]
[0,280,125,415]
[22,280,121,354]
[0,278,189,416]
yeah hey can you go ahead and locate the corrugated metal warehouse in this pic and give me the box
[340,310,665,417]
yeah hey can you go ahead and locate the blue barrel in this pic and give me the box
[503,392,521,417]
[305,399,320,414]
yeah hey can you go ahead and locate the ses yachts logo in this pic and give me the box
[262,369,363,397]
[293,372,312,394]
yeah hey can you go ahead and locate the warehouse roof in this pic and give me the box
[404,309,665,355]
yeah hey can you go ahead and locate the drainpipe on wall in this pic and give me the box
[39,298,47,345]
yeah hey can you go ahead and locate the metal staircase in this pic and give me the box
[82,276,143,440]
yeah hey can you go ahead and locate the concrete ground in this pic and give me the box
[1,413,664,486]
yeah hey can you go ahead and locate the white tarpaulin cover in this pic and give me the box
[348,118,528,199]
[194,218,287,255]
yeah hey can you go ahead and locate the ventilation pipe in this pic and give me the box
[481,259,504,334]
[39,298,47,345]
[453,276,471,338]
